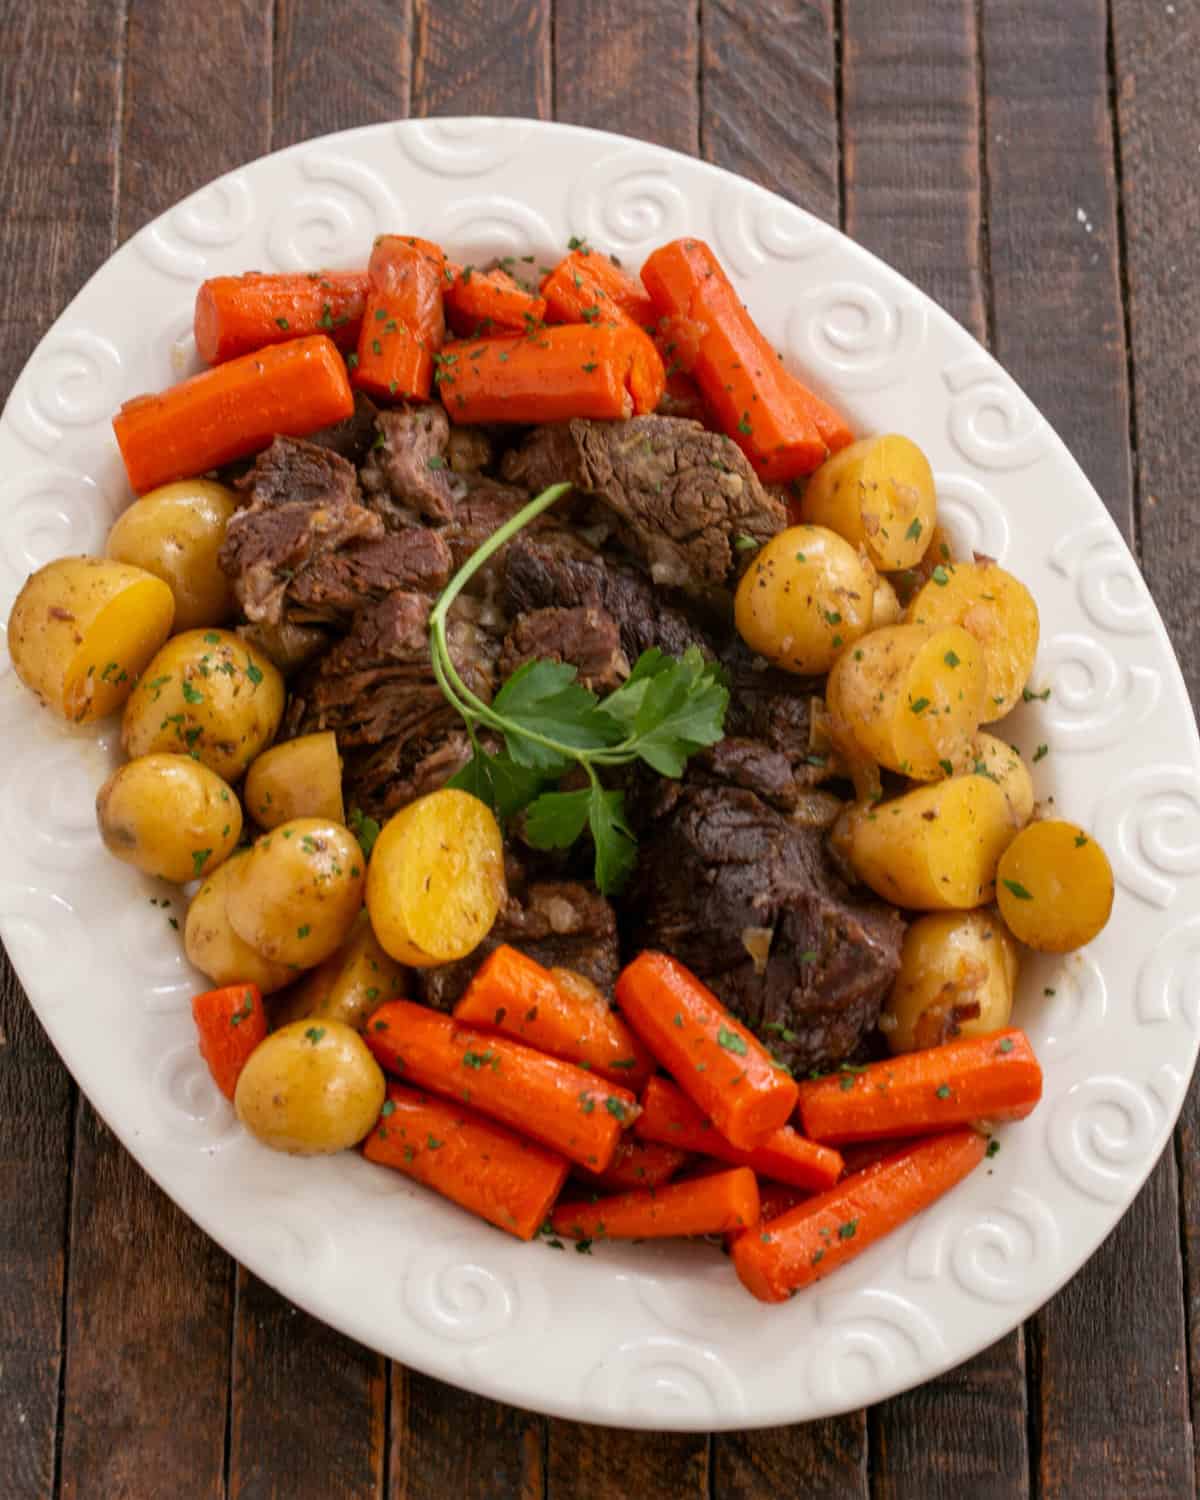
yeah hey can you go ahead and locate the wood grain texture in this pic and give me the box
[841,0,985,334]
[702,0,838,222]
[713,1415,867,1499]
[0,2,125,1494]
[392,1369,543,1499]
[273,0,413,150]
[982,0,1133,531]
[58,1106,233,1500]
[412,0,550,118]
[555,0,698,154]
[548,1421,709,1498]
[229,1270,387,1500]
[1112,1,1200,1490]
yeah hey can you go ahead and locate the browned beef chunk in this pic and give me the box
[221,437,382,624]
[236,619,331,676]
[440,478,536,575]
[360,405,462,525]
[503,535,712,664]
[499,606,628,694]
[346,728,474,822]
[417,880,620,1011]
[501,417,786,596]
[307,391,380,465]
[628,784,903,1071]
[285,529,452,624]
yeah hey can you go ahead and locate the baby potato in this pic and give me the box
[8,556,175,723]
[976,732,1035,827]
[272,910,407,1030]
[96,753,241,883]
[234,1019,385,1155]
[907,560,1039,718]
[871,574,902,628]
[226,818,365,968]
[881,911,1020,1054]
[244,731,344,829]
[996,819,1114,952]
[799,434,936,571]
[185,854,294,994]
[826,623,988,780]
[832,772,1019,909]
[367,788,506,967]
[122,628,284,781]
[105,479,237,631]
[734,524,874,675]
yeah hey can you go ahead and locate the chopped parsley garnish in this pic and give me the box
[229,990,255,1026]
[1022,686,1051,702]
[944,650,960,668]
[181,680,203,705]
[717,1027,748,1056]
[909,696,931,715]
[737,413,753,435]
[935,1083,952,1100]
[305,1026,326,1045]
[348,806,381,859]
[1002,879,1033,901]
[838,1219,858,1240]
[1033,743,1048,762]
[997,1037,1015,1054]
[986,1139,1001,1158]
[246,662,264,685]
[905,518,923,541]
[604,1096,629,1121]
[931,565,951,586]
[191,848,211,878]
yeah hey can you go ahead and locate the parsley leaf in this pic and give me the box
[347,807,380,860]
[448,746,546,820]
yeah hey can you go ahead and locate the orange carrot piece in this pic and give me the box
[363,1082,569,1240]
[193,270,368,365]
[365,999,639,1172]
[113,334,354,495]
[787,374,854,455]
[437,321,665,425]
[573,1136,691,1192]
[541,249,657,330]
[732,1129,988,1301]
[721,1177,811,1248]
[615,952,798,1151]
[453,944,654,1090]
[443,262,546,337]
[552,1166,759,1241]
[640,237,840,481]
[634,1076,842,1190]
[351,235,446,402]
[793,1029,1043,1145]
[190,983,266,1101]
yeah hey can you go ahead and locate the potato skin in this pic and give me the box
[8,557,175,723]
[96,753,241,883]
[367,789,506,966]
[976,732,1035,827]
[833,772,1020,909]
[272,911,407,1031]
[234,1019,385,1155]
[244,731,344,828]
[799,434,936,571]
[907,560,1039,718]
[881,911,1019,1054]
[122,628,284,781]
[996,819,1114,952]
[105,479,237,631]
[871,574,902,628]
[185,854,294,994]
[225,818,365,968]
[734,524,874,674]
[826,623,988,780]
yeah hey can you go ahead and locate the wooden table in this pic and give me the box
[2,3,1196,1496]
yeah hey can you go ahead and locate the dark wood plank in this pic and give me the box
[841,6,1030,1492]
[273,0,413,150]
[391,1370,542,1499]
[1112,1,1200,1492]
[411,0,550,119]
[547,1422,709,1498]
[713,1415,866,1500]
[702,0,838,222]
[555,0,698,154]
[58,1108,233,1500]
[841,0,985,334]
[0,2,125,1494]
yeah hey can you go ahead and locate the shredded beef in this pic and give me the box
[360,405,462,525]
[499,606,628,694]
[285,529,452,623]
[346,727,474,822]
[307,391,381,465]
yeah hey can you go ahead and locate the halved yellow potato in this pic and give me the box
[244,731,344,828]
[995,819,1114,952]
[105,479,237,631]
[799,434,936,571]
[881,911,1020,1054]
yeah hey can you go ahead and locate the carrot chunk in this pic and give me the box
[444,261,546,337]
[573,1136,691,1193]
[541,249,657,330]
[352,235,446,402]
[190,984,266,1101]
[194,270,367,364]
[552,1166,759,1241]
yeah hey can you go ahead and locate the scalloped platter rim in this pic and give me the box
[1,117,1197,1431]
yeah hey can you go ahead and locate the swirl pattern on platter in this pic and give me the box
[1036,634,1161,752]
[0,469,115,597]
[807,1289,943,1406]
[395,117,533,177]
[1136,916,1200,1029]
[1029,951,1108,1063]
[1049,521,1156,635]
[1047,1074,1166,1203]
[403,1237,539,1346]
[431,196,556,261]
[267,153,404,270]
[943,355,1048,470]
[713,182,831,277]
[0,883,93,1011]
[785,282,927,392]
[6,332,124,455]
[151,1041,237,1145]
[1,736,108,871]
[933,471,1011,563]
[232,1202,337,1276]
[567,152,690,258]
[581,1336,745,1421]
[135,171,254,279]
[1092,765,1200,909]
[906,1188,1061,1303]
[118,890,193,1012]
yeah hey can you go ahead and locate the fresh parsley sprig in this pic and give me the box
[428,483,729,894]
